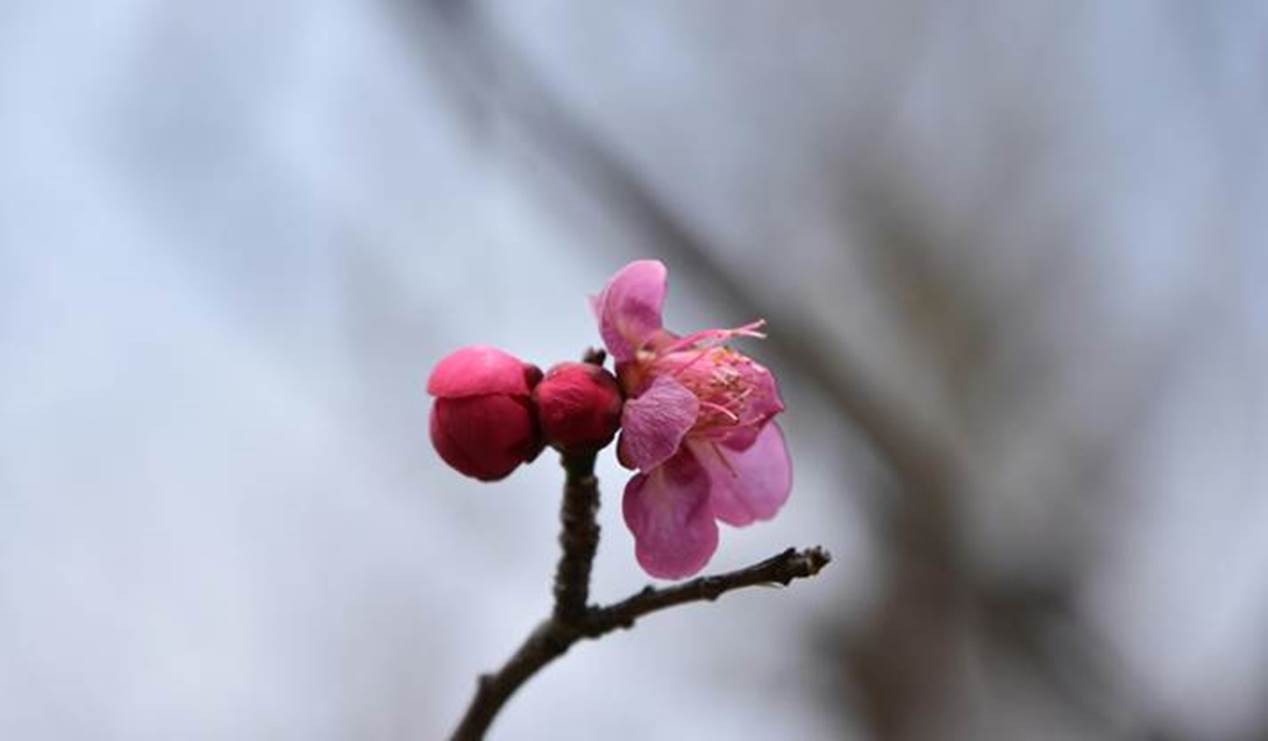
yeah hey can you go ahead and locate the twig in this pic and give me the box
[450,447,598,741]
[552,449,600,623]
[451,539,830,740]
[550,348,606,623]
[583,547,832,636]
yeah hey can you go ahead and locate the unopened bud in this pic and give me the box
[426,346,544,481]
[532,361,623,453]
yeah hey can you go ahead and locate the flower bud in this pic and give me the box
[532,361,623,453]
[426,346,544,481]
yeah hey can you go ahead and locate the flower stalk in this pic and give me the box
[551,353,607,623]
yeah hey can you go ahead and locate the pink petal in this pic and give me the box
[594,260,668,362]
[622,450,719,579]
[716,359,785,450]
[691,423,792,527]
[427,345,540,398]
[618,374,699,471]
[648,348,785,449]
[430,395,540,481]
[740,360,785,424]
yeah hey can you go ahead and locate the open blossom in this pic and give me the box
[593,260,791,579]
[427,346,545,481]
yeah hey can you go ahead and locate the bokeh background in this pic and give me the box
[3,2,1266,739]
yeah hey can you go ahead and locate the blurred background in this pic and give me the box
[2,2,1266,739]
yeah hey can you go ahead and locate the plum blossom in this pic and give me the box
[592,260,791,579]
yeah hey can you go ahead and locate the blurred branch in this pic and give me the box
[398,0,960,495]
[399,4,964,738]
[399,5,1244,740]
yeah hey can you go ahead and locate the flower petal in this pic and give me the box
[717,358,785,450]
[427,345,540,398]
[618,374,699,471]
[622,450,719,579]
[692,423,792,526]
[648,347,784,448]
[430,395,540,481]
[593,260,668,362]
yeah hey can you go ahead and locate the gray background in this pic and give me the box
[2,2,1265,739]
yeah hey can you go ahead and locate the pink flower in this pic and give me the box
[593,260,791,579]
[532,361,624,454]
[427,346,545,481]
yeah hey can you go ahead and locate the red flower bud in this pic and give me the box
[532,362,623,453]
[426,346,544,481]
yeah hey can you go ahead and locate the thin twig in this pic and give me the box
[583,546,832,636]
[550,348,606,622]
[450,448,598,741]
[552,449,600,623]
[450,543,831,740]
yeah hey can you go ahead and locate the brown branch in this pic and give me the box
[450,445,601,741]
[451,544,831,740]
[550,348,607,623]
[583,546,832,636]
[552,449,600,623]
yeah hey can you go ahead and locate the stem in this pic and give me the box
[451,448,599,741]
[583,546,831,635]
[553,450,600,622]
[448,619,576,741]
[449,540,832,739]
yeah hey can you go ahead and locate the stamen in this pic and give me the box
[699,401,739,422]
[709,442,739,477]
[671,346,714,377]
[661,319,767,354]
[712,364,742,384]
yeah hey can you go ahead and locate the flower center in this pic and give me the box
[657,347,757,434]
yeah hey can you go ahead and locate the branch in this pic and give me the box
[552,449,599,622]
[453,386,602,741]
[451,545,830,740]
[583,546,832,636]
[550,347,607,623]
